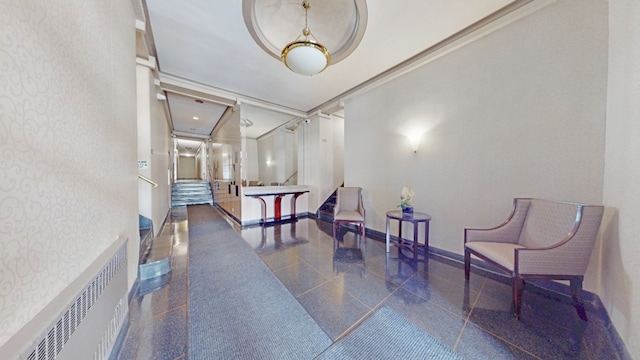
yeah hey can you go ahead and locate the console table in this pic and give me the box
[244,186,309,225]
[385,210,431,260]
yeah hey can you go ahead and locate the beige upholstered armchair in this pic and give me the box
[464,198,604,319]
[333,187,366,240]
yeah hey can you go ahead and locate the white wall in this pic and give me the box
[299,114,346,212]
[332,116,345,188]
[149,74,171,233]
[178,155,196,179]
[284,130,298,184]
[345,0,607,282]
[258,131,285,185]
[137,64,171,235]
[256,129,298,185]
[601,0,640,355]
[137,65,153,222]
[0,0,138,347]
[345,0,640,353]
[244,138,259,182]
[197,144,207,180]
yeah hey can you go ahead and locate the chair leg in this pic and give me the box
[513,277,524,319]
[464,250,471,280]
[333,222,337,239]
[570,276,583,303]
[570,276,588,321]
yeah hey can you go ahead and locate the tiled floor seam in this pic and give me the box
[462,279,544,360]
[451,277,486,352]
[332,286,404,342]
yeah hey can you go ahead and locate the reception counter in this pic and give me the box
[243,185,309,225]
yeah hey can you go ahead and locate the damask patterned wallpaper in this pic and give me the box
[0,0,138,346]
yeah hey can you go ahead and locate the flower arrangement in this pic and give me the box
[398,186,414,211]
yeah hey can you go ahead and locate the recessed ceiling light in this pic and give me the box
[193,116,199,120]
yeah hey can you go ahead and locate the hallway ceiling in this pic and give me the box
[144,0,525,146]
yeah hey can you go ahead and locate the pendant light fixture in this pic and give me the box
[281,1,331,76]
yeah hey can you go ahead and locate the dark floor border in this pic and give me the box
[110,207,175,360]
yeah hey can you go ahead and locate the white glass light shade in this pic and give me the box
[282,41,330,76]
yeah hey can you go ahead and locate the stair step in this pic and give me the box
[139,235,173,280]
[172,180,214,207]
[139,228,153,263]
[317,188,339,222]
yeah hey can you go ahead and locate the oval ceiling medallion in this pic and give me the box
[242,0,368,65]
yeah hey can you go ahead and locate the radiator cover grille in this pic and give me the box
[22,242,128,360]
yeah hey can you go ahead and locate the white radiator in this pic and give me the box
[1,238,129,360]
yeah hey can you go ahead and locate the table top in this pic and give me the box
[386,210,431,221]
[245,190,309,197]
[243,185,309,197]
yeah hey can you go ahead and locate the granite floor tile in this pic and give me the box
[296,280,371,340]
[273,260,330,296]
[258,246,301,271]
[469,292,590,359]
[382,287,466,348]
[331,265,398,308]
[118,214,625,360]
[455,322,539,360]
[403,270,480,318]
[364,253,421,286]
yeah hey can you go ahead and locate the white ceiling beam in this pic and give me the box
[159,73,308,118]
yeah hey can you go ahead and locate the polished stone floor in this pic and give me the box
[117,207,623,359]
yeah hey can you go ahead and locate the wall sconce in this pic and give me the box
[266,159,272,167]
[407,134,421,153]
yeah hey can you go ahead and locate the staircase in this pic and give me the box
[139,214,154,263]
[172,180,214,207]
[317,188,338,222]
[138,213,176,294]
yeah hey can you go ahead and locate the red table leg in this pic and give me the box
[253,196,267,224]
[274,194,285,221]
[290,192,305,220]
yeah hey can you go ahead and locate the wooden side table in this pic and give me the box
[385,210,431,261]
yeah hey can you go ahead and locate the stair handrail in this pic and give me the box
[282,171,298,185]
[138,174,158,188]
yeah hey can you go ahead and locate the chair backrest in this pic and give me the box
[337,187,362,212]
[517,199,581,248]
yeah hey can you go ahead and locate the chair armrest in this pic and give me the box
[465,226,521,245]
[465,198,530,245]
[358,193,365,219]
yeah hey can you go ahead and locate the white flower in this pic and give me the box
[399,186,414,208]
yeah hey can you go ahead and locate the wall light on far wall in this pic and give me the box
[407,133,422,153]
[266,159,272,167]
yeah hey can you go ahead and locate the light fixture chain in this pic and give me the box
[303,1,310,38]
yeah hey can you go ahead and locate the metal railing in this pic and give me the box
[138,174,158,187]
[282,171,298,186]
